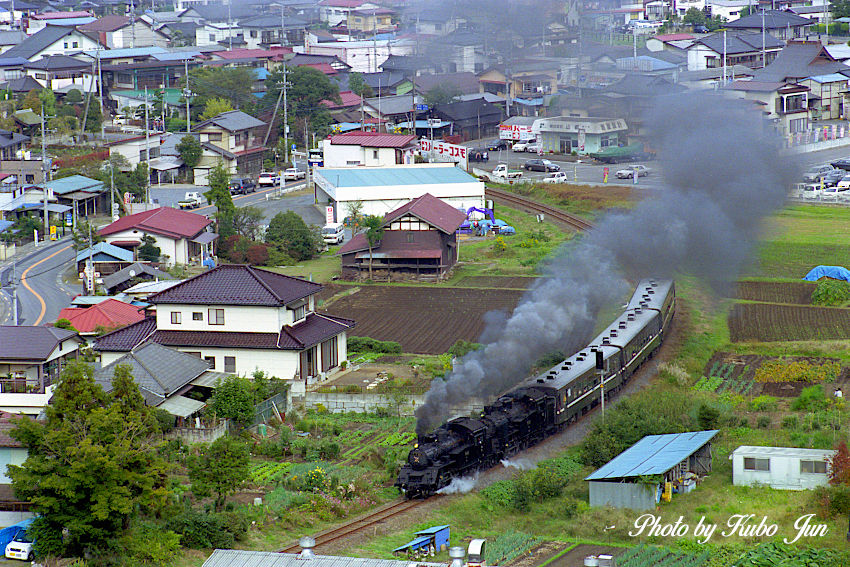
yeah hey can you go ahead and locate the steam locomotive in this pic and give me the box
[396,279,675,498]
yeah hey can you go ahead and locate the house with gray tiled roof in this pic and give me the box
[726,9,812,40]
[3,25,104,61]
[192,110,267,184]
[94,264,355,394]
[0,326,83,416]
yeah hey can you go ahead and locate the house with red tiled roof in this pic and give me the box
[98,206,216,267]
[94,265,355,394]
[57,298,146,340]
[321,130,418,167]
[338,193,466,281]
[322,90,362,111]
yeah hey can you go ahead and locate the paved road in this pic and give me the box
[0,239,77,326]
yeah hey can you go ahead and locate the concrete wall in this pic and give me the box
[589,481,657,510]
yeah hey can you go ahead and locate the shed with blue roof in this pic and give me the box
[585,430,718,510]
[392,525,450,556]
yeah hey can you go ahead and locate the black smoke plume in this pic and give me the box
[415,94,799,434]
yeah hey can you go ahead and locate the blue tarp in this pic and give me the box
[0,518,33,550]
[803,266,850,281]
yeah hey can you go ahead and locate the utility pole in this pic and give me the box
[761,9,766,68]
[144,85,150,204]
[40,106,47,243]
[723,29,727,84]
[109,160,115,220]
[184,57,191,134]
[86,223,93,294]
[227,0,233,51]
[10,260,16,325]
[97,48,104,127]
[283,63,288,162]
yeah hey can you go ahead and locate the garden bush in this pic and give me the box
[347,336,402,354]
[792,385,829,412]
[756,416,771,429]
[165,509,237,549]
[748,395,778,412]
[782,415,799,429]
[812,279,850,306]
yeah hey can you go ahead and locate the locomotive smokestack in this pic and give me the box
[297,536,316,560]
[415,93,800,434]
[449,547,466,567]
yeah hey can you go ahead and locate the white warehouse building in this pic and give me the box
[730,446,836,490]
[313,163,485,222]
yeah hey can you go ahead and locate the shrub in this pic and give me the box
[756,416,771,429]
[812,279,850,306]
[792,385,829,412]
[782,415,799,429]
[697,404,720,429]
[347,336,402,354]
[165,509,236,549]
[748,395,778,412]
[447,339,482,358]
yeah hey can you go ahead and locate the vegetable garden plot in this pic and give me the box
[453,276,539,289]
[616,545,709,567]
[735,281,816,305]
[728,303,850,343]
[323,286,525,354]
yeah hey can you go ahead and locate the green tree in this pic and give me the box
[265,65,340,141]
[71,219,105,251]
[200,97,234,121]
[188,436,250,511]
[176,134,202,170]
[21,89,41,113]
[683,7,706,25]
[138,234,161,262]
[38,88,56,117]
[189,66,256,112]
[422,85,461,107]
[53,318,78,332]
[65,89,83,104]
[265,210,320,261]
[362,215,384,280]
[8,361,170,558]
[834,0,850,19]
[232,206,265,240]
[204,162,235,239]
[208,375,255,426]
[347,72,373,98]
[85,99,102,133]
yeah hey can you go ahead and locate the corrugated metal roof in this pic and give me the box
[157,395,205,417]
[585,430,719,480]
[316,165,478,187]
[75,242,134,263]
[729,446,837,460]
[202,550,445,567]
[329,131,416,148]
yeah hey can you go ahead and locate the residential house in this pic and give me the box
[725,10,811,40]
[726,79,812,135]
[0,31,26,55]
[41,174,107,221]
[100,261,174,294]
[704,0,752,21]
[356,70,411,97]
[801,73,849,120]
[78,15,169,49]
[75,241,135,278]
[98,206,216,266]
[306,36,415,73]
[3,25,104,61]
[428,98,503,140]
[288,53,351,72]
[94,264,356,392]
[380,54,438,76]
[0,419,28,486]
[338,192,465,281]
[318,0,377,27]
[730,446,836,490]
[93,342,212,419]
[321,130,418,167]
[363,93,422,128]
[238,15,307,49]
[0,130,28,160]
[478,63,559,100]
[422,29,489,74]
[123,279,183,301]
[57,298,146,340]
[415,72,480,97]
[0,326,82,416]
[404,6,460,36]
[25,11,95,35]
[602,74,687,139]
[687,31,784,71]
[347,8,395,36]
[24,55,95,92]
[676,64,755,89]
[105,133,166,169]
[192,110,267,182]
[313,162,485,220]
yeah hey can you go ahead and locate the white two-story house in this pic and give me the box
[94,265,355,395]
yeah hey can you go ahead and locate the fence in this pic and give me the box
[252,392,288,425]
[785,123,850,150]
[167,419,228,444]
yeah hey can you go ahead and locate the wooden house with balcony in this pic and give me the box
[0,326,83,416]
[192,110,267,184]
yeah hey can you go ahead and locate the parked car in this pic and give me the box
[835,174,850,189]
[491,164,523,179]
[178,191,203,209]
[524,159,560,172]
[228,177,256,195]
[693,24,709,33]
[803,163,835,181]
[5,528,34,561]
[258,172,279,187]
[487,139,511,151]
[322,222,345,244]
[525,142,541,153]
[830,157,850,171]
[512,140,532,152]
[542,171,568,183]
[284,168,306,181]
[616,164,651,178]
[821,169,846,187]
[469,148,489,162]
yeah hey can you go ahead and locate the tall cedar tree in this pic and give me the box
[204,163,235,239]
[8,362,170,558]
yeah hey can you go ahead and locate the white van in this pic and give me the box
[322,222,345,244]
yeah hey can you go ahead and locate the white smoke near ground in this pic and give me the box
[415,93,800,435]
[500,458,536,471]
[436,475,479,494]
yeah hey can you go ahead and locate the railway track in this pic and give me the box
[485,187,594,232]
[278,498,428,553]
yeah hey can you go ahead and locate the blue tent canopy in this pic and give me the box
[803,266,850,281]
[0,518,33,550]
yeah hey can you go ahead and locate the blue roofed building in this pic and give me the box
[40,174,106,220]
[75,241,134,277]
[585,430,719,510]
[313,163,484,221]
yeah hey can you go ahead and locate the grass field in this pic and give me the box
[491,181,637,221]
[750,205,850,278]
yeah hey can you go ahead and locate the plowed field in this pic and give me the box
[735,281,816,305]
[322,286,525,354]
[454,276,538,289]
[728,303,850,342]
